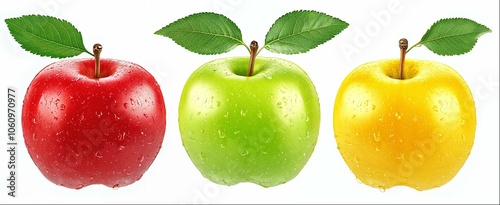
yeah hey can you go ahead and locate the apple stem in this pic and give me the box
[247,40,259,77]
[93,43,103,78]
[399,38,408,79]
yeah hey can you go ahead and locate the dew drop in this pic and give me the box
[462,134,466,141]
[123,103,128,109]
[373,133,381,142]
[378,186,386,192]
[354,155,359,163]
[375,146,381,151]
[305,116,310,122]
[257,111,263,119]
[95,151,103,158]
[356,178,363,184]
[372,104,376,110]
[32,118,37,124]
[113,185,119,190]
[32,133,37,140]
[59,104,65,110]
[395,112,401,120]
[240,110,247,117]
[433,106,439,112]
[218,130,226,139]
[143,113,149,118]
[276,102,283,108]
[118,145,125,151]
[216,101,221,107]
[240,149,249,156]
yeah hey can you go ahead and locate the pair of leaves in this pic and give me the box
[154,11,349,55]
[3,13,492,59]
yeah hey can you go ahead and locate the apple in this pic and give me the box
[179,56,320,187]
[21,45,167,189]
[333,53,476,190]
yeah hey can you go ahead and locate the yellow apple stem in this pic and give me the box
[93,43,103,78]
[399,38,408,79]
[247,40,259,77]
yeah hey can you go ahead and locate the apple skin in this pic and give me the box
[179,57,320,187]
[333,59,476,191]
[21,58,166,189]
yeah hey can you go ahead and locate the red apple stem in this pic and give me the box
[247,40,259,77]
[93,43,103,78]
[399,38,408,80]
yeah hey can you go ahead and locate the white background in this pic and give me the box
[0,0,498,204]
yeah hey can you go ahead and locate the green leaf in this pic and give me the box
[155,12,246,55]
[5,15,92,58]
[410,18,491,55]
[264,10,348,54]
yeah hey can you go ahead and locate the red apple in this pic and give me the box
[21,57,166,189]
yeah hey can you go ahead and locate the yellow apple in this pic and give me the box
[333,59,476,191]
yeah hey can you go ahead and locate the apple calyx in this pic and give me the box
[93,43,103,78]
[398,38,408,80]
[247,40,259,77]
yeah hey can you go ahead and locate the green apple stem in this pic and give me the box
[93,43,103,78]
[399,38,408,79]
[247,40,259,77]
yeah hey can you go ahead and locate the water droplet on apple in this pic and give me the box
[433,105,439,112]
[118,145,125,151]
[113,184,119,190]
[354,155,359,163]
[462,134,466,141]
[199,152,206,164]
[356,178,363,184]
[263,74,272,80]
[375,146,381,151]
[461,119,466,125]
[218,130,226,138]
[200,129,204,133]
[378,186,386,192]
[305,116,310,122]
[351,115,356,119]
[257,111,263,119]
[143,113,149,118]
[59,104,65,110]
[373,133,381,142]
[240,110,247,116]
[240,149,249,156]
[123,103,129,109]
[220,143,226,148]
[372,104,376,110]
[32,118,37,124]
[32,133,37,140]
[216,101,221,107]
[276,102,283,108]
[95,151,103,158]
[395,112,401,120]
[118,132,126,141]
[197,111,201,115]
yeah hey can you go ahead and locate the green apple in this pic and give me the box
[179,56,320,187]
